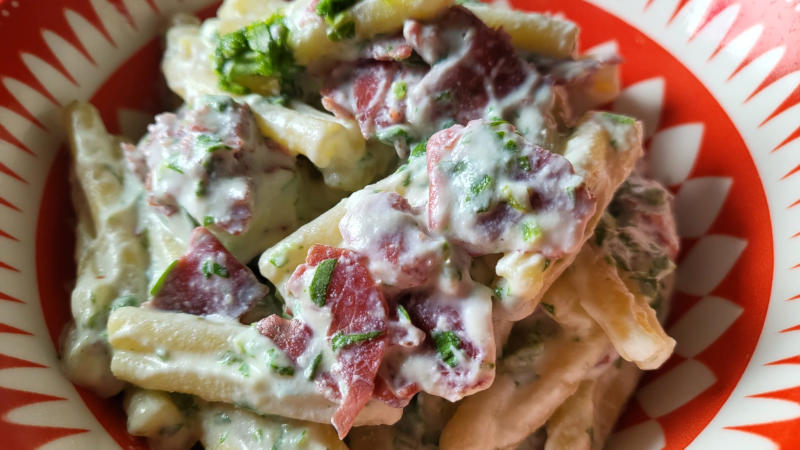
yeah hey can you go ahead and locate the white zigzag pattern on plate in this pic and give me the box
[588,0,800,449]
[0,1,217,448]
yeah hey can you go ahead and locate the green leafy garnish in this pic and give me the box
[397,304,410,321]
[165,157,184,174]
[516,155,531,171]
[110,295,139,312]
[433,331,462,368]
[316,0,358,41]
[470,174,493,196]
[214,15,300,95]
[522,221,542,242]
[196,134,230,153]
[310,258,337,306]
[203,215,215,226]
[267,349,296,376]
[305,353,323,380]
[410,140,427,158]
[201,260,230,279]
[393,81,407,100]
[501,185,526,212]
[601,112,635,125]
[151,260,178,295]
[331,330,382,351]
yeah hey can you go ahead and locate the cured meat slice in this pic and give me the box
[427,120,596,258]
[148,227,269,317]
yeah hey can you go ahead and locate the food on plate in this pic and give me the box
[60,0,678,448]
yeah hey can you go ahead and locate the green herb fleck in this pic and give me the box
[267,349,296,376]
[410,140,427,158]
[541,302,555,314]
[214,15,300,95]
[522,221,542,242]
[434,90,452,103]
[165,159,184,174]
[219,431,228,444]
[326,13,355,41]
[516,155,531,171]
[542,259,551,271]
[504,139,518,152]
[151,260,178,295]
[201,260,230,279]
[202,216,214,226]
[310,258,337,306]
[196,134,230,153]
[501,185,526,212]
[451,160,467,174]
[253,427,264,442]
[470,174,493,196]
[393,81,407,100]
[397,304,410,321]
[305,353,323,380]
[433,331,462,368]
[331,330,382,351]
[110,295,139,312]
[195,180,207,197]
[602,112,635,125]
[489,119,509,127]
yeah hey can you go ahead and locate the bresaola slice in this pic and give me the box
[148,227,269,317]
[339,190,446,290]
[427,119,596,258]
[320,6,545,149]
[284,244,390,438]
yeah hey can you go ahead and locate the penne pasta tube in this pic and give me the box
[439,321,612,450]
[544,379,596,450]
[495,111,643,321]
[465,4,578,58]
[199,402,347,450]
[107,307,402,427]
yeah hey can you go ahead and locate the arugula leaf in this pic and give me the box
[331,330,382,351]
[310,258,337,306]
[433,331,462,368]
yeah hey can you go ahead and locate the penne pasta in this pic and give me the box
[465,4,578,58]
[107,307,403,427]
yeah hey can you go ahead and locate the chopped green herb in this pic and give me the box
[326,13,355,41]
[493,284,505,300]
[219,431,228,444]
[165,160,184,174]
[196,134,230,152]
[522,221,542,242]
[377,126,411,146]
[489,119,509,127]
[602,112,635,125]
[402,172,412,187]
[541,302,555,314]
[433,331,462,368]
[451,160,467,174]
[565,185,575,200]
[504,139,518,152]
[253,427,264,442]
[410,140,427,158]
[203,215,215,226]
[470,174,493,196]
[393,80,407,100]
[110,295,139,312]
[310,258,337,306]
[218,350,245,366]
[495,130,506,140]
[397,304,410,321]
[201,260,230,279]
[501,185,526,212]
[542,259,551,271]
[195,180,207,197]
[434,90,452,103]
[331,330,382,351]
[151,260,178,295]
[516,155,531,171]
[214,15,300,95]
[316,0,358,20]
[305,353,323,380]
[267,349,296,376]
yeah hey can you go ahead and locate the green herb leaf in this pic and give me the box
[331,330,382,351]
[201,260,230,279]
[196,134,230,153]
[214,15,300,95]
[470,174,493,196]
[601,112,635,125]
[501,185,526,212]
[310,258,337,306]
[110,295,139,312]
[541,302,555,315]
[410,140,427,158]
[151,260,178,295]
[305,353,323,380]
[393,81,407,100]
[522,221,542,242]
[397,304,410,321]
[268,349,296,376]
[316,0,358,20]
[433,331,462,368]
[203,215,215,226]
[326,13,355,41]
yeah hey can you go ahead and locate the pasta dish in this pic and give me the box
[59,0,679,448]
